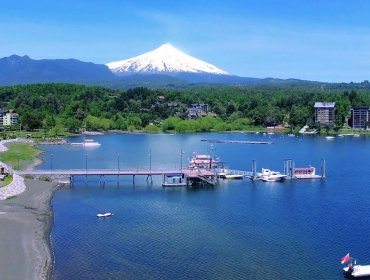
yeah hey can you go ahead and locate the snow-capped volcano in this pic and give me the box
[106,43,228,75]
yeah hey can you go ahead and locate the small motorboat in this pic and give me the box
[325,136,335,140]
[342,253,370,278]
[96,212,113,218]
[259,168,287,182]
[217,169,243,180]
[71,139,101,147]
[83,139,101,146]
[223,174,244,180]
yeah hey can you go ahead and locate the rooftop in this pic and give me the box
[314,102,335,108]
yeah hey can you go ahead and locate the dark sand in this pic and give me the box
[0,180,59,280]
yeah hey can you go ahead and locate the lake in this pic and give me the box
[37,132,370,279]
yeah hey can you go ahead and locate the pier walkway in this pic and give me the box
[224,169,255,178]
[17,169,215,177]
[17,168,218,185]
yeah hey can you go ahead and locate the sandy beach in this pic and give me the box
[0,139,60,280]
[0,180,59,280]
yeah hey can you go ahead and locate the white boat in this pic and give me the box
[162,174,187,187]
[217,168,243,180]
[342,254,370,278]
[83,139,101,146]
[353,134,360,137]
[189,153,221,170]
[223,174,244,180]
[344,264,370,278]
[97,212,113,218]
[287,134,295,137]
[325,136,335,140]
[259,168,287,182]
[293,167,321,179]
[71,139,101,147]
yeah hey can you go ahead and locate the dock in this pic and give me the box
[201,139,273,145]
[16,168,218,186]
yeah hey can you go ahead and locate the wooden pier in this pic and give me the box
[16,168,218,186]
[201,139,273,145]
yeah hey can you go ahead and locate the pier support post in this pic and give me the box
[284,159,294,179]
[321,158,326,178]
[252,159,256,180]
[146,175,153,184]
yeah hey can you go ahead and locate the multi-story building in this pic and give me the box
[187,103,209,119]
[0,109,6,125]
[0,109,19,126]
[314,102,335,125]
[351,107,370,129]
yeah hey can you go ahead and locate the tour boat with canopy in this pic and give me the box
[188,153,221,170]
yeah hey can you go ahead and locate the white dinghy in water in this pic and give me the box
[96,212,113,218]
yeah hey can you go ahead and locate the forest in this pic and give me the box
[0,83,369,135]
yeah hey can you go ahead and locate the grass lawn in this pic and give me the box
[2,174,13,187]
[0,143,41,170]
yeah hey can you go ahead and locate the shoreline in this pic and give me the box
[0,139,60,280]
[0,180,60,280]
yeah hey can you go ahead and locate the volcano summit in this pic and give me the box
[106,44,228,75]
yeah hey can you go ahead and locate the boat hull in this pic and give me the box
[222,174,244,180]
[97,213,112,218]
[162,182,187,187]
[344,265,370,278]
[258,168,287,182]
[261,176,286,182]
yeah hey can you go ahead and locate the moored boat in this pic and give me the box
[162,174,187,187]
[83,139,101,146]
[293,167,321,179]
[97,212,113,218]
[217,168,243,179]
[258,168,287,182]
[71,139,101,147]
[223,174,244,180]
[189,153,221,170]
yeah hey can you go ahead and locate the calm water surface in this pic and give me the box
[38,133,370,279]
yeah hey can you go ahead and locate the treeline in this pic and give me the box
[0,83,369,134]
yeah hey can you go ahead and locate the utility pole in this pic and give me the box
[118,153,120,172]
[180,148,183,170]
[149,148,152,172]
[85,153,88,176]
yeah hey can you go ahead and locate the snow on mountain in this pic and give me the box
[106,43,228,75]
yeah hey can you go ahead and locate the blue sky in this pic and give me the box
[1,0,370,82]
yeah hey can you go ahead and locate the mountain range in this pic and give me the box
[0,55,115,85]
[0,44,317,88]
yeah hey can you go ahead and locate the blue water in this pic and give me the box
[39,133,370,279]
